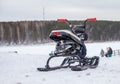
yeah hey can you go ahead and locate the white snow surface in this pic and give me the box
[0,42,120,84]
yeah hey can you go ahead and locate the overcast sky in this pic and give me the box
[0,0,120,21]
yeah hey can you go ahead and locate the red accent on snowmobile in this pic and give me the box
[57,19,67,22]
[53,31,59,36]
[87,18,96,21]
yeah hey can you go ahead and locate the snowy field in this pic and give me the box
[0,41,120,84]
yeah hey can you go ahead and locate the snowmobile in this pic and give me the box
[37,18,99,71]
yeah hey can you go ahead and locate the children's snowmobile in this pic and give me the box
[37,18,99,71]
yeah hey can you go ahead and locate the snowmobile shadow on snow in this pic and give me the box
[37,18,100,71]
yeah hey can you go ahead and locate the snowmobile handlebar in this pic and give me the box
[57,18,96,22]
[57,18,96,34]
[57,18,96,29]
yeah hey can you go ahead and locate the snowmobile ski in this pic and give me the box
[70,65,88,71]
[37,65,69,71]
[37,67,61,71]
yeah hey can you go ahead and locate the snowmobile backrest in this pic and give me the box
[73,25,85,33]
[49,30,82,45]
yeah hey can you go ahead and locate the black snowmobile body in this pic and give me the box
[37,18,100,71]
[49,30,82,45]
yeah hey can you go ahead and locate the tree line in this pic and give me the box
[88,21,120,41]
[0,20,120,45]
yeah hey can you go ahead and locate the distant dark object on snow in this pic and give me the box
[100,47,113,57]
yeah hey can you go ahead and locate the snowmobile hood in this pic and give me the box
[49,30,82,45]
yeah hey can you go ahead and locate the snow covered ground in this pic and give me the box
[0,42,120,84]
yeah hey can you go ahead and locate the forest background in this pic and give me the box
[0,20,120,45]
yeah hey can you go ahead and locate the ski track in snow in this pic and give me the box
[0,42,120,84]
